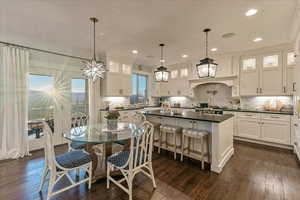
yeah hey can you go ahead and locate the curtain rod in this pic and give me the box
[0,40,90,61]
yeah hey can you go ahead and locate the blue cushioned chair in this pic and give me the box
[39,121,93,200]
[107,121,156,200]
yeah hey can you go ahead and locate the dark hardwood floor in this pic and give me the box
[1,142,300,200]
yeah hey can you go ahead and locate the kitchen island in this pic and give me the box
[145,110,234,174]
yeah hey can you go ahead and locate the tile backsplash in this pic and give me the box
[240,96,293,111]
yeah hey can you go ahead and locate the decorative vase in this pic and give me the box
[107,119,118,130]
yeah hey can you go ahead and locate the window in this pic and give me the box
[287,52,296,66]
[263,55,279,68]
[130,73,148,104]
[28,74,54,139]
[171,70,178,79]
[180,68,188,77]
[242,58,256,71]
[71,78,88,116]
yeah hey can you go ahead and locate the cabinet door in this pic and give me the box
[285,51,296,95]
[261,120,290,145]
[286,66,295,95]
[260,53,283,95]
[240,57,259,95]
[151,82,161,97]
[237,118,260,139]
[105,73,122,96]
[160,82,169,96]
[121,74,132,96]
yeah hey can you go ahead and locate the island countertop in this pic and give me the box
[144,110,234,123]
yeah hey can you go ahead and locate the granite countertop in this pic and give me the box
[144,110,234,123]
[220,108,293,115]
[100,106,293,115]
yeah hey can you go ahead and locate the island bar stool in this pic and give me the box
[159,124,182,160]
[181,128,210,170]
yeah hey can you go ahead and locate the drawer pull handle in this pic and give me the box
[270,116,280,119]
[245,114,253,117]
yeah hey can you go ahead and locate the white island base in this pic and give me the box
[147,114,234,174]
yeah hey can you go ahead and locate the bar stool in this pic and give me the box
[159,124,182,160]
[181,128,210,169]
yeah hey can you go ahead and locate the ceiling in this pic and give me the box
[0,0,298,67]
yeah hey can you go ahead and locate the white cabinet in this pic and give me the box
[237,113,260,139]
[284,51,296,95]
[101,60,132,97]
[236,112,292,146]
[240,56,260,95]
[261,120,290,145]
[151,81,161,97]
[260,52,283,95]
[102,72,131,96]
[239,50,296,96]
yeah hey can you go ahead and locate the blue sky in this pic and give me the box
[29,75,86,93]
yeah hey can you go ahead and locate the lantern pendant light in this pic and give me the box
[196,28,217,78]
[82,17,106,82]
[154,43,170,82]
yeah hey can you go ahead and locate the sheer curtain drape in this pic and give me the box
[0,46,30,160]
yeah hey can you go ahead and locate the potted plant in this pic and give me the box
[104,110,120,130]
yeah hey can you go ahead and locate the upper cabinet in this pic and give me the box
[240,49,293,96]
[284,51,296,95]
[101,60,132,97]
[240,56,260,96]
[260,52,283,95]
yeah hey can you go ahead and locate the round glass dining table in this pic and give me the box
[64,122,140,182]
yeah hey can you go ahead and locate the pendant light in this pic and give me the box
[196,29,217,78]
[82,17,106,82]
[154,43,170,82]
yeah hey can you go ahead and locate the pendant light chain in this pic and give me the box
[205,30,208,57]
[160,43,164,66]
[93,18,96,60]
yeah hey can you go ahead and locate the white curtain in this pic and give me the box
[0,46,30,160]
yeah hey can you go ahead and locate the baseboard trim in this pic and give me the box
[211,146,234,174]
[234,136,293,150]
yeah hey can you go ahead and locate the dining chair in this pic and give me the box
[68,114,89,151]
[116,111,146,146]
[106,121,157,200]
[39,121,93,200]
[69,114,104,174]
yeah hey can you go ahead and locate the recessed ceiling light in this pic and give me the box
[132,50,138,54]
[211,48,218,52]
[182,54,188,58]
[245,9,258,16]
[253,37,263,42]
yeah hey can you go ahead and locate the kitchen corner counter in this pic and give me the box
[144,110,234,123]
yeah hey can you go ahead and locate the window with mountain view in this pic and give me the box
[130,73,148,104]
[71,78,88,116]
[28,74,54,139]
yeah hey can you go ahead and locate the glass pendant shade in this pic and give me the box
[154,66,170,82]
[196,57,217,78]
[154,43,170,82]
[196,28,217,78]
